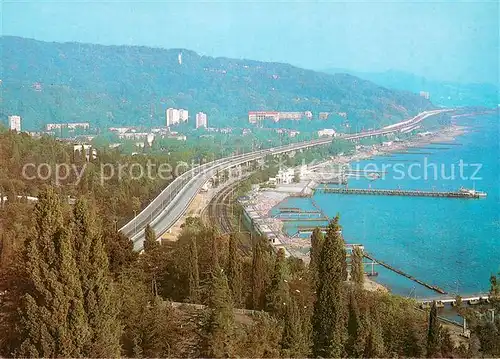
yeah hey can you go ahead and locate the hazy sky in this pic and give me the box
[2,0,499,84]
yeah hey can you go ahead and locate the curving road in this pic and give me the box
[121,109,449,251]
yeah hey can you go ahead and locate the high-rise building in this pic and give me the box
[195,112,207,129]
[179,109,189,122]
[419,91,430,100]
[8,115,21,132]
[166,108,181,127]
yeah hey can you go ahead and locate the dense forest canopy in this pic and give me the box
[1,36,433,131]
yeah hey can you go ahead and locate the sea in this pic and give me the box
[279,113,499,298]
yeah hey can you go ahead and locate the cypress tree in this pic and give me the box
[312,215,347,358]
[426,301,441,357]
[16,188,89,357]
[309,228,324,287]
[403,319,425,357]
[72,198,121,357]
[203,267,235,358]
[209,228,219,274]
[188,236,200,303]
[251,236,267,310]
[227,233,242,307]
[143,223,158,253]
[346,289,364,357]
[351,246,365,288]
[281,297,310,357]
[265,248,289,318]
[364,308,385,358]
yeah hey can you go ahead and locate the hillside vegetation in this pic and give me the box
[1,36,433,130]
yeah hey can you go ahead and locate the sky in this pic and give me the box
[2,0,499,84]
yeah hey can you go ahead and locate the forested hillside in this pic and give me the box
[1,36,433,130]
[0,131,499,358]
[323,68,498,108]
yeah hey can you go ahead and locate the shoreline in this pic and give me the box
[328,124,468,166]
[242,124,469,294]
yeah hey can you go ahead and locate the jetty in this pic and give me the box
[417,294,491,307]
[321,187,486,199]
[363,252,447,294]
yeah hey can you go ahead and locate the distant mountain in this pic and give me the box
[323,68,498,108]
[1,36,434,131]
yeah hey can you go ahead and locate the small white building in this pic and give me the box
[73,144,97,161]
[276,168,295,184]
[8,115,22,132]
[318,128,336,137]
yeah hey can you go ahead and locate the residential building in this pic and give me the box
[248,111,280,124]
[166,108,180,127]
[46,122,90,131]
[179,109,189,122]
[8,115,21,132]
[419,91,430,100]
[278,112,303,120]
[318,129,336,137]
[196,112,208,129]
[304,111,313,120]
[319,112,330,120]
[276,168,295,184]
[109,127,134,134]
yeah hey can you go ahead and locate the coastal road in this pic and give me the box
[121,109,449,250]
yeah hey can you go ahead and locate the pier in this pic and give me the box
[291,226,327,237]
[321,187,486,199]
[363,252,447,294]
[417,294,491,307]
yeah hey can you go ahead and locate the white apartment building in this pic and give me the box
[179,109,189,122]
[8,115,21,132]
[166,108,188,126]
[195,112,208,129]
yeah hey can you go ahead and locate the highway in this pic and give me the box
[120,109,448,251]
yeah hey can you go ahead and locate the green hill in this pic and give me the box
[0,36,434,131]
[323,68,498,108]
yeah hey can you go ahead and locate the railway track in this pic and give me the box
[202,183,252,256]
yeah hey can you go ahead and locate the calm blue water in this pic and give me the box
[282,114,500,298]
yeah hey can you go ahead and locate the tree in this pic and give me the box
[426,301,442,357]
[346,289,365,357]
[490,273,499,298]
[351,246,365,288]
[143,223,158,253]
[266,248,289,318]
[227,233,242,307]
[280,297,309,357]
[203,267,235,358]
[188,236,200,303]
[142,223,161,296]
[251,237,267,310]
[312,215,347,358]
[309,228,324,287]
[15,188,89,357]
[104,229,137,276]
[364,309,386,358]
[72,198,121,357]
